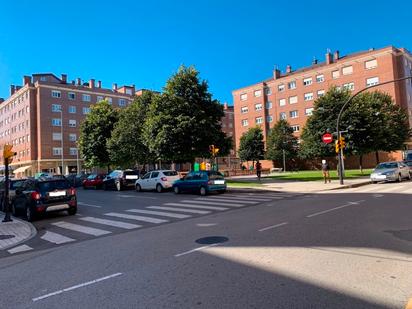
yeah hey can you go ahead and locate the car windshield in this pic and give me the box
[163,171,178,176]
[108,171,121,178]
[376,163,398,169]
[404,161,412,167]
[10,180,26,190]
[38,180,70,193]
[87,174,97,180]
[208,171,224,180]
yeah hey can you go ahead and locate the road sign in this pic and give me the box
[322,133,333,144]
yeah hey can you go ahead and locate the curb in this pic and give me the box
[227,187,280,194]
[0,214,37,251]
[326,181,372,191]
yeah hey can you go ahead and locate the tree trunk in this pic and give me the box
[375,151,380,164]
[359,155,363,174]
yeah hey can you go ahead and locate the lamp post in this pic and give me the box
[76,141,80,175]
[336,75,412,185]
[59,109,64,175]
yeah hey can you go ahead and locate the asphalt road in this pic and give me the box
[0,183,412,308]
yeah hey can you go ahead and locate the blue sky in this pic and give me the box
[1,0,411,104]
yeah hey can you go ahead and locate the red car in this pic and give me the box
[82,174,106,189]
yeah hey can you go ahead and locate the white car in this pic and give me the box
[135,170,180,193]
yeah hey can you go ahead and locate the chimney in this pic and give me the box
[112,83,118,92]
[76,78,81,86]
[23,76,31,85]
[0,98,4,104]
[223,102,228,110]
[273,68,281,79]
[312,57,318,65]
[326,52,333,65]
[10,85,16,96]
[61,74,67,83]
[89,79,95,89]
[97,80,102,88]
[286,65,292,73]
[334,50,340,61]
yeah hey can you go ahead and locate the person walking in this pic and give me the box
[256,161,262,181]
[321,159,331,183]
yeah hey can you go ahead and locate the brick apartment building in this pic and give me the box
[232,46,412,168]
[221,102,235,149]
[0,73,136,176]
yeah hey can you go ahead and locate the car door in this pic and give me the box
[180,173,194,191]
[140,172,151,189]
[149,172,160,190]
[400,162,410,178]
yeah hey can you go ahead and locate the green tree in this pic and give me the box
[266,119,298,166]
[107,91,155,168]
[143,65,232,163]
[238,127,265,162]
[79,100,119,170]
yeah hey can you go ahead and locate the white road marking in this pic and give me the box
[399,188,412,194]
[164,203,228,211]
[373,194,384,198]
[32,273,122,302]
[118,194,157,199]
[179,200,244,207]
[196,197,258,204]
[41,231,76,244]
[126,209,191,219]
[52,221,111,236]
[224,195,273,201]
[258,222,288,232]
[8,244,33,254]
[79,217,141,229]
[175,243,219,257]
[306,200,365,218]
[77,202,102,208]
[147,206,210,214]
[104,212,168,224]
[196,223,217,227]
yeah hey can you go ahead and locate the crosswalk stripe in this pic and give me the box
[79,217,142,229]
[223,195,273,201]
[104,212,168,224]
[399,188,412,194]
[8,244,33,254]
[164,203,228,211]
[41,231,76,244]
[126,209,191,219]
[52,221,111,236]
[147,206,210,214]
[179,199,244,207]
[195,197,258,204]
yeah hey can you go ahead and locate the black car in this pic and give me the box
[11,177,77,221]
[65,174,88,187]
[102,170,139,191]
[0,178,28,212]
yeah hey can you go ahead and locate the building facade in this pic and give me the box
[232,46,412,167]
[0,73,136,176]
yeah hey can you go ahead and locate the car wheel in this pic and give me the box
[200,186,207,196]
[174,186,180,194]
[372,181,377,184]
[398,174,402,182]
[26,206,35,222]
[408,173,412,181]
[68,207,77,216]
[135,184,142,192]
[156,184,163,193]
[83,185,87,190]
[116,182,122,191]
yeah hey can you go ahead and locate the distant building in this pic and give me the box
[221,102,235,150]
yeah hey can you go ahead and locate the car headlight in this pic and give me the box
[382,171,395,176]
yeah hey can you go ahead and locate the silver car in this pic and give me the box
[370,161,411,183]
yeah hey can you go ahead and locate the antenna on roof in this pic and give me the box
[326,48,331,54]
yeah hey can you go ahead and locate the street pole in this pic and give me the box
[76,143,80,175]
[283,149,286,172]
[2,159,11,222]
[60,110,64,175]
[336,75,412,185]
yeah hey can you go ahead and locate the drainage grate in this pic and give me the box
[195,236,229,245]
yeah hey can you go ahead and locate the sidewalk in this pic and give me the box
[0,213,37,251]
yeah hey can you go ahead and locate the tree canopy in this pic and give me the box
[266,119,298,164]
[238,126,265,162]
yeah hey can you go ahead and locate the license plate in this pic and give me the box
[125,175,138,180]
[214,180,225,185]
[46,204,69,212]
[49,191,66,197]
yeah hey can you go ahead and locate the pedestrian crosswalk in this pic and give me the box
[328,182,412,195]
[6,192,297,255]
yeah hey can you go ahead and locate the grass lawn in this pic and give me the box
[266,169,372,182]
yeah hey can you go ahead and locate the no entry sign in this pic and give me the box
[322,133,333,144]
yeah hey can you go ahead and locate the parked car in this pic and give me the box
[135,170,180,193]
[173,170,226,196]
[403,160,412,176]
[83,174,106,189]
[370,161,411,183]
[11,177,77,221]
[65,174,88,187]
[0,178,28,211]
[102,170,139,191]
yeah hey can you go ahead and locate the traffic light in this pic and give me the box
[339,137,346,149]
[3,144,16,164]
[335,140,340,153]
[209,145,220,156]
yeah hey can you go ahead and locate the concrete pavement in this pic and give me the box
[0,213,36,251]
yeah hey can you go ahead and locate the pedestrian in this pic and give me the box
[321,159,331,183]
[256,161,262,181]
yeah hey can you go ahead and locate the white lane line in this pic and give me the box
[175,244,219,257]
[32,272,122,302]
[164,203,228,211]
[306,200,365,218]
[77,202,102,208]
[52,221,111,236]
[147,206,210,214]
[373,194,384,198]
[225,195,273,201]
[118,194,157,199]
[8,244,33,254]
[179,200,244,207]
[196,197,258,204]
[41,231,76,244]
[104,212,168,224]
[79,217,142,229]
[126,209,191,219]
[242,193,294,197]
[258,222,288,232]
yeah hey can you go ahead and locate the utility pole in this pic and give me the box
[2,144,16,223]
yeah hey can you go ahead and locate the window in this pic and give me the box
[317,90,325,97]
[51,90,61,98]
[240,93,248,101]
[291,125,300,132]
[69,134,77,142]
[69,148,78,156]
[82,107,90,114]
[343,82,355,91]
[267,115,273,123]
[255,117,263,124]
[255,103,263,111]
[68,119,77,127]
[82,94,91,102]
[366,77,379,87]
[241,106,249,114]
[288,81,296,89]
[254,90,262,97]
[332,70,340,79]
[342,66,353,75]
[68,106,76,113]
[305,108,314,116]
[278,84,285,92]
[97,96,104,102]
[52,118,62,126]
[303,77,313,86]
[265,87,272,95]
[68,92,76,100]
[289,96,298,104]
[118,98,127,107]
[365,59,378,69]
[304,93,314,101]
[266,101,272,109]
[52,104,61,112]
[279,112,287,120]
[52,132,62,141]
[290,110,298,118]
[125,89,133,95]
[279,99,286,106]
[40,76,47,82]
[241,119,249,127]
[53,147,62,156]
[106,97,113,104]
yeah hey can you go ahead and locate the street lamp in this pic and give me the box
[59,109,64,175]
[76,141,80,175]
[336,75,412,185]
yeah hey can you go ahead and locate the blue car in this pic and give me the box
[173,170,227,196]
